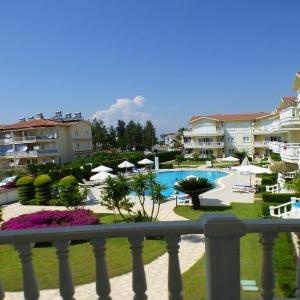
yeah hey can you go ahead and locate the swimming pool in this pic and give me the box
[156,170,227,197]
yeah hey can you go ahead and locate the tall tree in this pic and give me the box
[107,126,117,149]
[91,119,108,150]
[124,120,137,150]
[116,120,126,150]
[143,120,157,149]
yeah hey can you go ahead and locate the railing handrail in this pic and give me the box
[2,217,300,244]
[0,220,203,245]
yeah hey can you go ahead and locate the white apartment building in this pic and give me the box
[0,112,93,168]
[183,71,300,168]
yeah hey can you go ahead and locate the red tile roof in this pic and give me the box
[0,119,79,131]
[190,112,270,122]
[281,96,297,102]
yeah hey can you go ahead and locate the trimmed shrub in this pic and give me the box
[34,175,52,205]
[16,176,35,204]
[1,209,99,230]
[261,173,278,185]
[159,163,173,169]
[257,185,266,193]
[48,169,63,183]
[270,152,281,161]
[58,176,87,208]
[262,192,295,204]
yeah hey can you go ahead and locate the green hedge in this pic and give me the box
[271,152,281,161]
[274,233,296,297]
[16,176,35,204]
[262,192,295,203]
[261,173,278,185]
[34,175,52,205]
[159,163,173,169]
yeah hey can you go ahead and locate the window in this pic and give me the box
[77,155,80,160]
[75,130,79,136]
[228,137,234,142]
[77,143,80,149]
[86,130,89,136]
[243,136,250,143]
[228,148,234,154]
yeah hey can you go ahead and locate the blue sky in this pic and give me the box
[0,0,299,133]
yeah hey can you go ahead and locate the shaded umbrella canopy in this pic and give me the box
[92,165,113,173]
[221,156,239,162]
[118,161,135,169]
[232,165,271,174]
[241,157,250,166]
[90,172,116,181]
[138,158,154,165]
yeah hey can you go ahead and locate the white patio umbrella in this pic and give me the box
[232,165,271,185]
[118,160,135,172]
[90,171,116,181]
[138,158,154,165]
[92,165,113,173]
[241,157,250,166]
[221,156,239,162]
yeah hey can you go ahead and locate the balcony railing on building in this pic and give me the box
[184,142,224,149]
[0,149,59,158]
[183,129,224,137]
[253,141,272,147]
[0,134,58,145]
[279,107,300,127]
[269,141,282,154]
[1,214,300,300]
[279,143,300,163]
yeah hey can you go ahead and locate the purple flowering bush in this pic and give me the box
[1,209,99,231]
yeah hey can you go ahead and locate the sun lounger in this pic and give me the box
[232,185,256,193]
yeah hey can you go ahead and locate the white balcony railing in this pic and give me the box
[183,129,224,137]
[279,107,300,127]
[0,135,58,145]
[184,142,224,149]
[279,143,300,162]
[269,141,282,153]
[1,214,300,300]
[270,197,300,218]
[253,141,272,147]
[0,149,59,158]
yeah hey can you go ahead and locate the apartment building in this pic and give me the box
[183,71,300,168]
[0,112,93,168]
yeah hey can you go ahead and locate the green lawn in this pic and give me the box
[175,201,285,300]
[0,213,166,291]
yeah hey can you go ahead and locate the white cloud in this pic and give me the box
[91,95,151,125]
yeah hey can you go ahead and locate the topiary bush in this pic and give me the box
[262,192,295,204]
[34,175,52,205]
[58,175,87,208]
[261,173,278,185]
[16,176,35,204]
[270,152,281,161]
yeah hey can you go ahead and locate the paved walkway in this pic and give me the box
[2,171,253,300]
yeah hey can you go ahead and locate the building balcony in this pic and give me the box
[183,129,224,137]
[269,141,282,153]
[0,149,59,158]
[253,141,272,148]
[184,142,224,149]
[279,143,300,164]
[279,107,300,128]
[0,214,299,299]
[0,135,58,145]
[253,124,279,135]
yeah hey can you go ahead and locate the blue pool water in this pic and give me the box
[156,170,227,197]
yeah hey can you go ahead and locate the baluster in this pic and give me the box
[202,214,245,300]
[54,241,74,300]
[128,236,147,300]
[260,232,277,300]
[91,238,111,300]
[0,278,5,300]
[165,234,182,300]
[15,243,39,300]
[295,233,300,299]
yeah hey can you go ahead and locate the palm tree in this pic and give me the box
[233,150,247,164]
[151,181,167,220]
[101,175,133,222]
[174,177,214,210]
